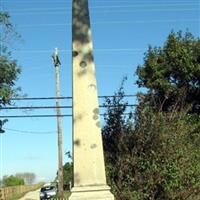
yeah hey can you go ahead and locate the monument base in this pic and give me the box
[69,185,115,200]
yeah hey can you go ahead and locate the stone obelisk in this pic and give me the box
[69,0,114,199]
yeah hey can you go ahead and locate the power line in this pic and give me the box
[23,65,135,71]
[10,96,72,100]
[0,104,137,110]
[11,8,199,16]
[92,8,199,13]
[2,0,196,2]
[0,106,72,110]
[8,3,198,12]
[5,128,56,134]
[0,113,133,119]
[13,48,145,53]
[91,19,199,25]
[91,3,198,9]
[16,19,198,28]
[2,0,197,2]
[0,114,72,118]
[9,94,136,101]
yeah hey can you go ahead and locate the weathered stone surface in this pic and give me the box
[69,186,114,200]
[69,0,114,199]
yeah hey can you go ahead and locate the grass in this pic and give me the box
[8,189,70,200]
[54,191,71,200]
[64,191,71,198]
[7,185,42,200]
[7,192,27,200]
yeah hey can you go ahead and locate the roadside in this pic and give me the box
[18,189,40,200]
[17,190,70,200]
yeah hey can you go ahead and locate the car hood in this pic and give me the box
[46,190,56,195]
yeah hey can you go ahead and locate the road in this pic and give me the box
[19,189,40,200]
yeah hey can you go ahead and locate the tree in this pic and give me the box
[0,12,20,50]
[0,12,21,130]
[102,80,200,199]
[63,162,73,190]
[3,175,24,187]
[102,78,135,200]
[136,31,200,113]
[16,173,36,185]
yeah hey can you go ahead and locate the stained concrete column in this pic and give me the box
[69,0,114,199]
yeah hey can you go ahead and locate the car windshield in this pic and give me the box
[41,186,55,192]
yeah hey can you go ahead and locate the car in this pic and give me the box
[40,185,57,200]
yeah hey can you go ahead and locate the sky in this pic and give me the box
[0,0,199,183]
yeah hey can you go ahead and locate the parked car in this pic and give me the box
[40,185,57,200]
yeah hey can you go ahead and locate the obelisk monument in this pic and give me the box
[69,0,115,199]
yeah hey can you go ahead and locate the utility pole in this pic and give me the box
[52,48,64,198]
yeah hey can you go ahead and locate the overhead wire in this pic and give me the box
[10,8,199,16]
[0,113,134,119]
[16,18,198,28]
[8,3,198,12]
[12,48,145,54]
[2,0,196,2]
[8,94,136,101]
[0,95,136,118]
[10,96,72,100]
[0,114,72,118]
[0,104,137,110]
[1,0,197,2]
[5,128,56,134]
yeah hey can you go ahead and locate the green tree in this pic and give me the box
[3,175,25,187]
[0,12,21,130]
[102,80,200,199]
[102,79,135,200]
[136,31,200,113]
[55,162,73,191]
[63,162,73,190]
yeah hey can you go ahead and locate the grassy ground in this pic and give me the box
[64,191,71,199]
[8,191,70,200]
[7,185,42,200]
[7,192,27,200]
[54,191,70,199]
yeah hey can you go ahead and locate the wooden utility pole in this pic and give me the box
[52,48,64,198]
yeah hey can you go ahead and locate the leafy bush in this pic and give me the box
[3,175,25,187]
[63,162,73,190]
[103,88,200,200]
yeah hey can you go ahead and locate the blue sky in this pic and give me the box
[0,0,199,183]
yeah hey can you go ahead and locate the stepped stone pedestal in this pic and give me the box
[69,0,114,200]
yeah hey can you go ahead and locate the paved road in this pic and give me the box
[19,189,40,200]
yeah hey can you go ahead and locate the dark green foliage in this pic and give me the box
[102,77,133,165]
[103,95,200,199]
[0,12,21,130]
[136,31,200,113]
[0,55,21,105]
[0,12,20,47]
[103,31,200,198]
[55,160,73,191]
[63,162,73,190]
[0,12,21,105]
[102,82,200,199]
[3,175,25,187]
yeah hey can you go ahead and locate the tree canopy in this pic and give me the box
[3,175,25,187]
[0,12,21,131]
[102,31,200,200]
[0,12,21,105]
[136,31,200,113]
